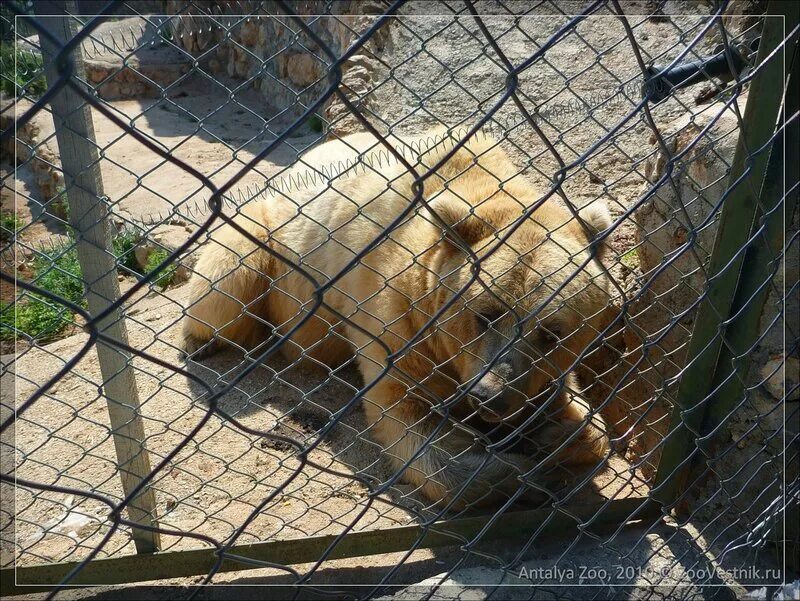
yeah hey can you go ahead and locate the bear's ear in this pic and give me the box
[427,194,496,246]
[577,202,612,259]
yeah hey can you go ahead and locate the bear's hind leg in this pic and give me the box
[181,215,272,359]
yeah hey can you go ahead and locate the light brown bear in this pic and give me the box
[180,129,612,510]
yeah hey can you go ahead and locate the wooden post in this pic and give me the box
[34,1,160,553]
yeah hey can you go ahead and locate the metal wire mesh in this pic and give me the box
[0,0,796,598]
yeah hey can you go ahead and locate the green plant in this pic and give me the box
[620,248,639,271]
[0,302,14,341]
[0,211,22,241]
[0,295,74,342]
[33,246,85,305]
[1,6,36,41]
[3,232,179,343]
[144,248,176,288]
[112,230,142,275]
[2,244,85,342]
[49,187,70,222]
[0,44,46,98]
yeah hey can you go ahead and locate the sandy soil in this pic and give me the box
[2,274,649,569]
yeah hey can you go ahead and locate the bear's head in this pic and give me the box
[416,139,613,423]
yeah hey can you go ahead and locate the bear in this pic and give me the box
[180,129,613,510]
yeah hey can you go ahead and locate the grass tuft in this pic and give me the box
[1,244,85,342]
[620,248,639,271]
[2,232,177,343]
[144,248,176,288]
[0,44,46,98]
[0,211,22,242]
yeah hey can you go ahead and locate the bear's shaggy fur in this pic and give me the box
[181,130,612,509]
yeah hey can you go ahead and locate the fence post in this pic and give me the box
[34,2,161,553]
[698,11,798,459]
[651,7,789,513]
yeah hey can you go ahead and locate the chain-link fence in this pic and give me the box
[0,0,797,598]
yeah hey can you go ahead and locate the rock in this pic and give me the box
[234,57,249,78]
[1,98,66,204]
[98,81,120,100]
[635,103,744,354]
[240,21,259,47]
[87,67,107,83]
[346,54,373,71]
[345,65,370,83]
[150,224,190,249]
[377,525,759,600]
[134,244,151,269]
[275,52,290,79]
[287,53,320,88]
[378,569,519,600]
[761,356,800,402]
[578,105,747,474]
[164,5,361,121]
[134,224,197,285]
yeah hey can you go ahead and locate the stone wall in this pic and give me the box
[164,0,390,133]
[0,98,62,203]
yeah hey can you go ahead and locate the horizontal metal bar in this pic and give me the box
[1,497,655,596]
[644,46,749,103]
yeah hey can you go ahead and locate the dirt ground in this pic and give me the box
[0,3,747,591]
[2,277,649,568]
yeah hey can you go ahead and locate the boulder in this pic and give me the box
[287,53,321,88]
[583,102,747,477]
[761,355,800,402]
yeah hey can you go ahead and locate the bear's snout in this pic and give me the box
[465,367,515,422]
